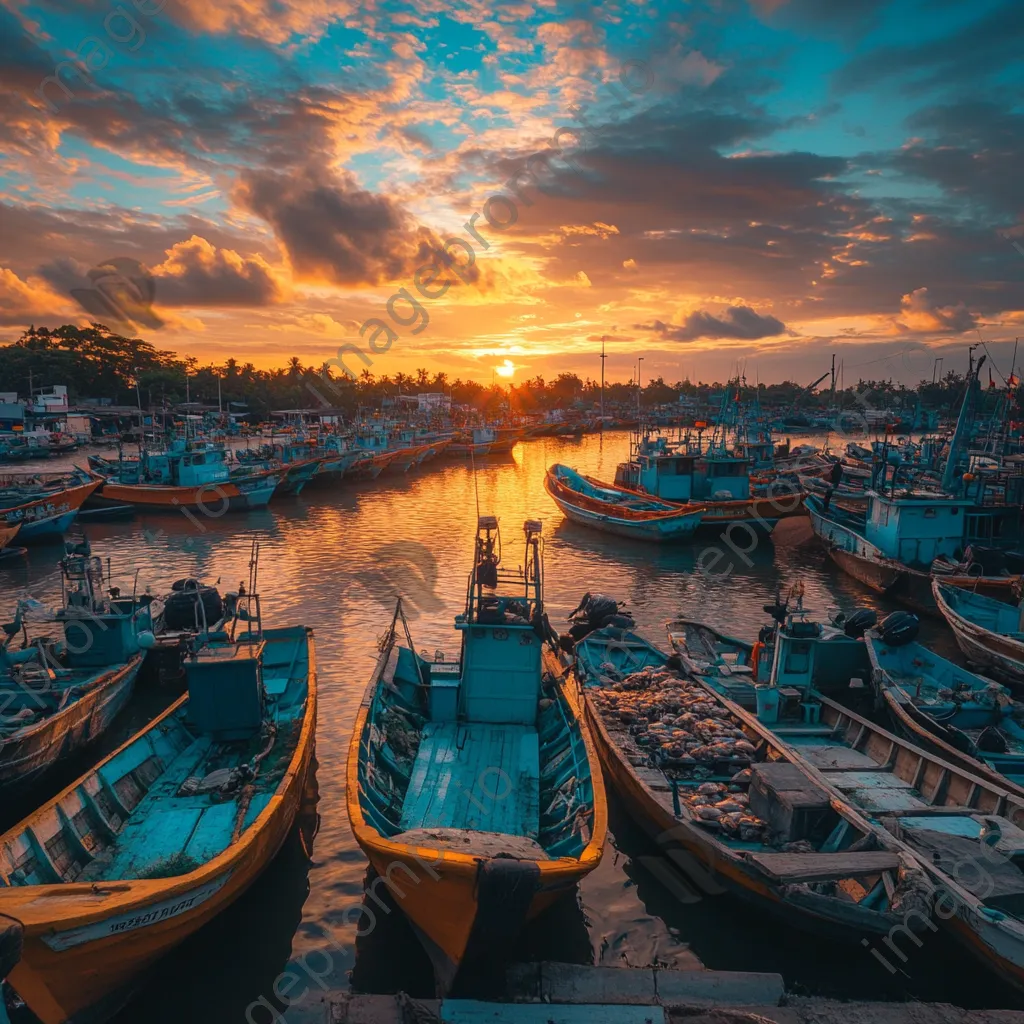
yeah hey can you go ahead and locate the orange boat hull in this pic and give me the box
[0,649,317,1024]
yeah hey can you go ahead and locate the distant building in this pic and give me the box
[0,393,25,431]
[416,393,451,412]
[28,385,68,415]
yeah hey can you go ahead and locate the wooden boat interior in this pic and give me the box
[939,583,1023,636]
[867,636,1024,786]
[574,629,916,916]
[0,626,310,886]
[792,696,1024,919]
[869,637,1019,727]
[549,465,679,514]
[665,618,760,707]
[355,519,596,862]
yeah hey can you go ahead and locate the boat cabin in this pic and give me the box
[863,492,974,567]
[617,446,751,503]
[451,517,543,725]
[114,442,232,488]
[53,548,158,668]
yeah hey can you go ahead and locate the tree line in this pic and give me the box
[0,323,1013,421]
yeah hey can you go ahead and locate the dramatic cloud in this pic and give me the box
[152,237,287,307]
[836,1,1024,93]
[882,101,1024,218]
[750,0,888,33]
[0,266,74,326]
[0,0,1021,381]
[236,164,461,288]
[897,287,979,334]
[640,306,788,343]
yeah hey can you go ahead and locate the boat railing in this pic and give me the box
[232,539,264,641]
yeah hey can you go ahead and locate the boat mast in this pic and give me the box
[941,352,985,494]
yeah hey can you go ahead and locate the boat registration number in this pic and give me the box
[41,873,232,951]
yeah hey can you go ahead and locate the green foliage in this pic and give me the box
[0,323,999,419]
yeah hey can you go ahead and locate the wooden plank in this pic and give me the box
[830,772,913,790]
[184,803,238,863]
[517,730,540,837]
[799,746,879,771]
[745,850,901,882]
[106,807,203,878]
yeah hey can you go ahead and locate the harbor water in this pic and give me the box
[1,431,1017,1020]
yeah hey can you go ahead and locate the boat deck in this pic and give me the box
[400,722,540,837]
[64,630,307,884]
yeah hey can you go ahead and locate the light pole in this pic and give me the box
[636,356,644,421]
[600,337,606,423]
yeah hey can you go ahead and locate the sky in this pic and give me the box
[0,0,1022,387]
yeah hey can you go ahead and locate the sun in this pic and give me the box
[495,359,516,378]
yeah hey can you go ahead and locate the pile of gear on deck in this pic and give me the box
[589,664,772,842]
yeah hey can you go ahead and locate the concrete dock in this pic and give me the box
[267,960,1024,1024]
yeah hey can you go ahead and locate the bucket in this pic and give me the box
[755,685,780,724]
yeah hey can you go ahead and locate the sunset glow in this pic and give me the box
[0,0,1021,385]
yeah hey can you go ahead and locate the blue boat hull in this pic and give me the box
[17,509,80,541]
[0,654,143,795]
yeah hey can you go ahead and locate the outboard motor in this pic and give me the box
[841,608,877,639]
[566,592,631,644]
[164,578,225,632]
[878,611,919,647]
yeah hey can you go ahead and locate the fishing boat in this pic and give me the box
[89,441,280,511]
[782,695,1024,991]
[234,440,322,496]
[0,554,316,1023]
[865,627,1024,791]
[933,581,1024,688]
[806,492,1019,615]
[668,598,1024,990]
[0,470,103,542]
[0,543,160,794]
[447,427,519,456]
[612,430,806,533]
[347,517,605,990]
[544,464,705,542]
[572,627,930,939]
[308,436,361,483]
[664,618,761,708]
[0,524,21,559]
[345,449,398,480]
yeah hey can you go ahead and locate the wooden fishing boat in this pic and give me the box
[784,695,1024,992]
[90,444,280,511]
[447,428,519,456]
[665,599,1024,991]
[612,431,807,533]
[233,443,322,496]
[347,518,605,991]
[933,580,1024,688]
[0,580,316,1023]
[664,618,760,709]
[572,627,930,939]
[866,632,1024,793]
[807,494,1016,615]
[345,449,398,480]
[0,546,160,794]
[544,465,705,542]
[386,443,431,474]
[0,471,102,541]
[0,523,20,554]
